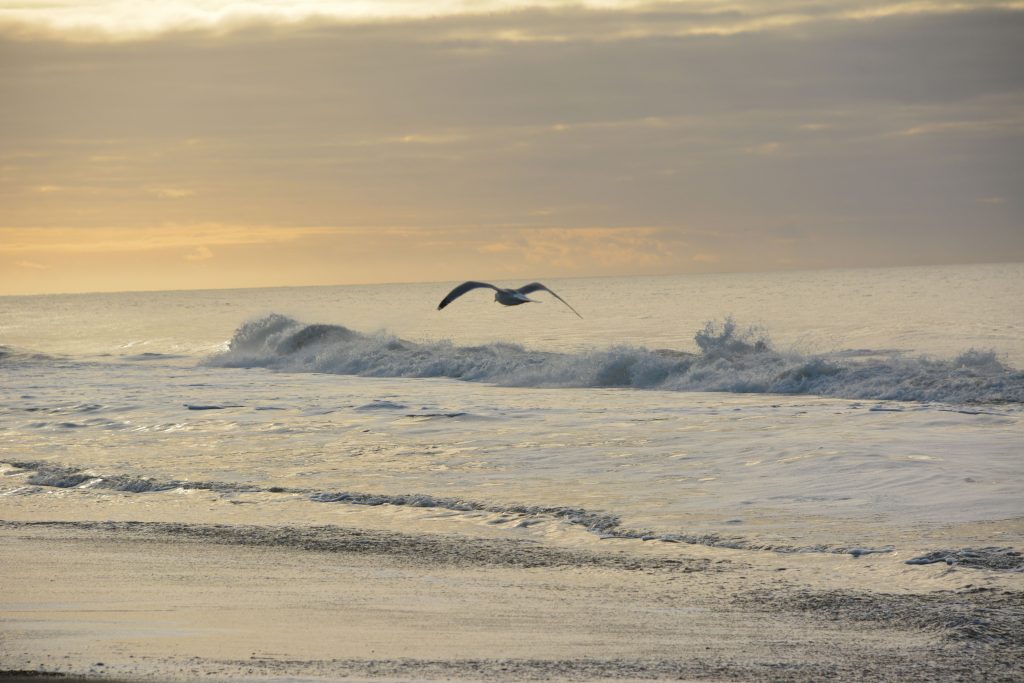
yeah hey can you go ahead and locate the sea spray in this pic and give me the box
[208,314,1024,404]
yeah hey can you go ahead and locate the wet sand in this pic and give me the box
[1,516,1022,682]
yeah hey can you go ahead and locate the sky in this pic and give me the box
[1,0,1022,295]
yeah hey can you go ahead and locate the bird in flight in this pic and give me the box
[437,281,583,318]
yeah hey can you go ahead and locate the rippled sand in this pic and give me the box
[2,496,1022,682]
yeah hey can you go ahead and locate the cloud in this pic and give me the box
[691,253,721,264]
[478,242,513,254]
[15,259,47,269]
[0,225,343,254]
[1,1,1021,294]
[491,226,684,272]
[148,186,196,199]
[743,142,783,156]
[185,245,214,261]
[2,1,1020,42]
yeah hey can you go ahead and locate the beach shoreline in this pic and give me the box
[2,517,1021,682]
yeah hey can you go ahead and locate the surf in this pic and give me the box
[208,314,1024,404]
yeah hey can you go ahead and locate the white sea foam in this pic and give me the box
[209,313,1024,404]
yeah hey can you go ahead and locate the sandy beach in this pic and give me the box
[2,487,1022,682]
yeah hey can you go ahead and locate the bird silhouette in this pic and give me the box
[437,281,582,318]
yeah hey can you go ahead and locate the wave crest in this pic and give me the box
[208,314,1024,404]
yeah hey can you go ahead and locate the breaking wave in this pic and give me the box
[0,344,57,364]
[208,314,1024,404]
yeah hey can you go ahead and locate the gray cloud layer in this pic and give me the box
[2,3,1022,283]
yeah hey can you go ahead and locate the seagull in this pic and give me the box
[437,281,583,318]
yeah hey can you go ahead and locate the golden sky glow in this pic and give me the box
[1,1,1022,294]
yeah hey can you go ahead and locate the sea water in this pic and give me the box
[1,263,1022,554]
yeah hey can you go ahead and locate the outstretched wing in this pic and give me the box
[437,281,499,310]
[516,282,583,319]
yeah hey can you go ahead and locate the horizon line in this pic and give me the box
[2,259,1020,299]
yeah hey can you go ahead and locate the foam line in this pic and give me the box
[207,314,1024,404]
[2,460,938,560]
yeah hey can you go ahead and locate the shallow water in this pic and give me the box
[1,263,1022,554]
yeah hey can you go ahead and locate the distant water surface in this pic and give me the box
[3,262,1022,364]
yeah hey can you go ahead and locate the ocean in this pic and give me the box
[2,262,1023,556]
